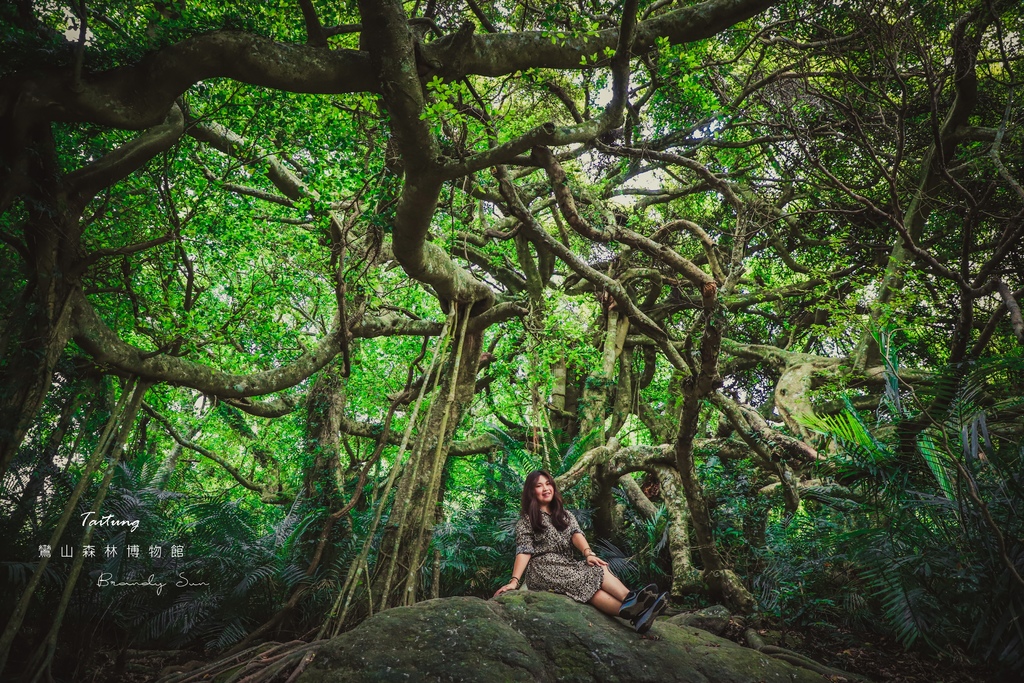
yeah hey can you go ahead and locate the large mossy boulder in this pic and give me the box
[667,605,734,635]
[297,591,829,682]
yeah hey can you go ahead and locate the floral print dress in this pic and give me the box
[515,511,604,603]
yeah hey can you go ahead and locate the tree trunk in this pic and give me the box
[579,309,627,440]
[607,347,634,440]
[550,361,582,444]
[742,487,769,551]
[302,359,350,505]
[371,318,482,611]
[582,310,629,540]
[0,131,84,479]
[0,260,79,479]
[655,466,703,596]
[591,464,619,541]
[674,388,755,613]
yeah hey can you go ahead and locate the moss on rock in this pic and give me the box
[297,591,830,683]
[667,605,733,635]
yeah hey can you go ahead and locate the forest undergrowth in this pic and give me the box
[3,1,1024,681]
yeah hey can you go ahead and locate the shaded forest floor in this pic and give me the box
[61,596,1013,682]
[727,621,1007,683]
[82,620,1009,683]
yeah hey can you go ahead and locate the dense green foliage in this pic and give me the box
[1,0,1023,680]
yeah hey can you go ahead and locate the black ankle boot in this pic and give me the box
[618,583,658,622]
[633,592,668,635]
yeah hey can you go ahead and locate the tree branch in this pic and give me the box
[532,145,716,294]
[3,33,375,130]
[357,0,494,309]
[143,402,290,503]
[66,104,185,201]
[555,439,674,490]
[994,279,1024,343]
[76,234,178,274]
[495,164,690,371]
[71,292,448,398]
[297,0,327,47]
[422,0,779,81]
[338,414,497,456]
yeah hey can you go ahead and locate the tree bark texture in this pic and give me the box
[673,311,756,613]
[372,320,482,610]
[654,466,703,596]
[302,360,350,506]
[0,206,82,480]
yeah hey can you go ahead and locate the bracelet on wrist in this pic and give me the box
[583,549,593,557]
[509,576,520,586]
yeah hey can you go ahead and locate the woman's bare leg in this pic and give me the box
[600,566,629,601]
[588,589,622,616]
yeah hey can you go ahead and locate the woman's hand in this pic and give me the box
[585,554,608,567]
[493,582,518,598]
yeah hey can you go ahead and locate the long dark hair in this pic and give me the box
[521,470,569,533]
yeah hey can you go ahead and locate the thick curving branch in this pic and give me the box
[72,291,346,396]
[423,0,779,80]
[532,145,716,293]
[712,392,823,466]
[2,0,778,139]
[466,301,529,333]
[1,33,375,131]
[223,396,301,418]
[66,104,185,202]
[441,123,556,181]
[351,314,445,339]
[359,0,494,309]
[555,439,675,490]
[71,291,448,399]
[495,165,690,371]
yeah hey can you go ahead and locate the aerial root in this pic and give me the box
[157,640,326,683]
[743,628,869,681]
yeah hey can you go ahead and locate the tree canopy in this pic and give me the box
[1,0,1023,680]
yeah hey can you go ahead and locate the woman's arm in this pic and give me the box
[572,532,608,567]
[493,553,531,597]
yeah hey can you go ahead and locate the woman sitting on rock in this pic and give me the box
[493,469,668,634]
